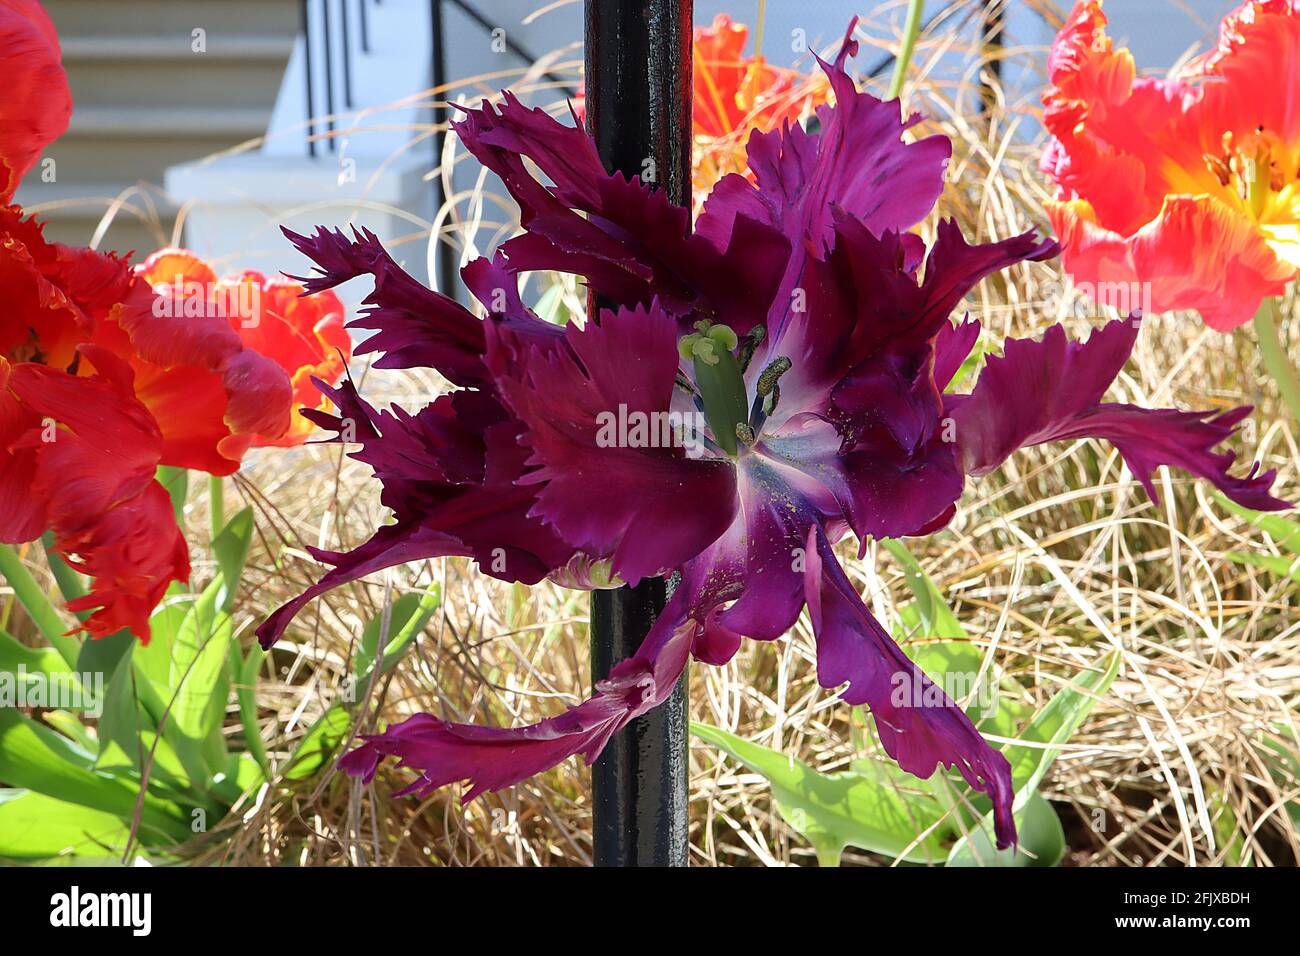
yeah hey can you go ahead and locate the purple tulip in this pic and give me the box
[258,27,1285,850]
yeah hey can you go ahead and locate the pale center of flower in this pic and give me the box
[678,321,789,457]
[1204,127,1297,219]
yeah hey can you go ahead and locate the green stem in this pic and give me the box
[889,0,926,100]
[0,544,80,668]
[233,647,271,778]
[208,474,225,539]
[41,531,86,604]
[1251,297,1300,425]
[156,465,188,525]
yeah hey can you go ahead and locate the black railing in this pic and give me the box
[300,0,316,157]
[300,0,377,156]
[301,0,575,159]
[980,0,1007,113]
[299,0,575,295]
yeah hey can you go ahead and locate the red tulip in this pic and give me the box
[0,0,70,203]
[133,249,351,451]
[1041,0,1300,331]
[0,0,349,640]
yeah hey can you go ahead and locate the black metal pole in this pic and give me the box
[584,0,692,868]
[430,0,459,299]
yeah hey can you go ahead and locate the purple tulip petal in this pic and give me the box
[338,587,696,798]
[696,24,954,347]
[804,525,1016,849]
[257,379,575,648]
[934,318,982,391]
[696,21,950,256]
[951,319,1285,511]
[282,225,489,386]
[257,522,468,649]
[766,218,1053,429]
[759,410,962,544]
[710,457,820,642]
[692,605,745,666]
[495,300,739,584]
[452,93,785,332]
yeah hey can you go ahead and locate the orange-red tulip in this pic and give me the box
[0,0,70,203]
[1041,0,1300,330]
[2,347,190,641]
[134,250,351,450]
[0,1,350,640]
[0,208,286,640]
[692,15,828,196]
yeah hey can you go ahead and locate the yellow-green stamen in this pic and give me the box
[756,356,791,397]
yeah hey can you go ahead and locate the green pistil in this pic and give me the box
[1242,155,1263,218]
[681,321,748,456]
[678,323,736,363]
[1247,149,1270,219]
[692,337,718,365]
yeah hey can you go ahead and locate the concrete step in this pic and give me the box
[25,0,300,255]
[58,35,293,59]
[47,106,267,184]
[67,106,270,136]
[60,36,292,109]
[43,0,298,39]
